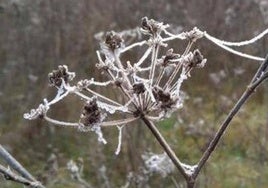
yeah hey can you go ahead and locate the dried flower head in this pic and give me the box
[183,27,204,42]
[80,97,102,127]
[160,48,180,67]
[132,83,146,94]
[105,31,124,51]
[141,17,167,37]
[153,87,175,110]
[24,17,207,144]
[48,65,75,87]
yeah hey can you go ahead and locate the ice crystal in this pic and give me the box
[142,153,175,177]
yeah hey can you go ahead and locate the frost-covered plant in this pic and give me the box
[24,17,207,145]
[24,17,268,188]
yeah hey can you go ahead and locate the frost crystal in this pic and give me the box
[115,125,124,155]
[23,102,49,120]
[142,153,175,177]
[180,163,197,176]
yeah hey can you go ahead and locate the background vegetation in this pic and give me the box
[0,0,268,187]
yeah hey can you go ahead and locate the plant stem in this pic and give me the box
[141,117,189,180]
[0,145,45,188]
[0,145,36,181]
[192,55,268,179]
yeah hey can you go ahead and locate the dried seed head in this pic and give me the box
[184,27,204,42]
[80,98,101,126]
[192,49,205,67]
[141,17,163,36]
[132,83,146,94]
[105,31,124,51]
[152,87,175,109]
[184,49,207,70]
[161,48,180,67]
[48,65,75,87]
[153,87,170,103]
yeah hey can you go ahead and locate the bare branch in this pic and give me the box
[192,56,268,179]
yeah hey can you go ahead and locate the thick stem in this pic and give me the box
[187,181,196,188]
[141,117,189,180]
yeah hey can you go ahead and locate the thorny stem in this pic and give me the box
[192,55,268,179]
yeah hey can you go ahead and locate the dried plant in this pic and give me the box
[24,18,268,187]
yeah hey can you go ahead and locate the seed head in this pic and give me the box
[161,49,180,67]
[141,17,164,36]
[105,31,124,51]
[132,83,146,94]
[48,65,75,87]
[80,98,102,127]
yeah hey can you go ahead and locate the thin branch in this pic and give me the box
[192,56,268,179]
[204,33,265,61]
[102,117,139,127]
[135,46,153,66]
[0,164,44,187]
[84,88,123,107]
[121,40,147,53]
[44,116,79,127]
[0,145,36,181]
[0,145,45,187]
[205,28,268,47]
